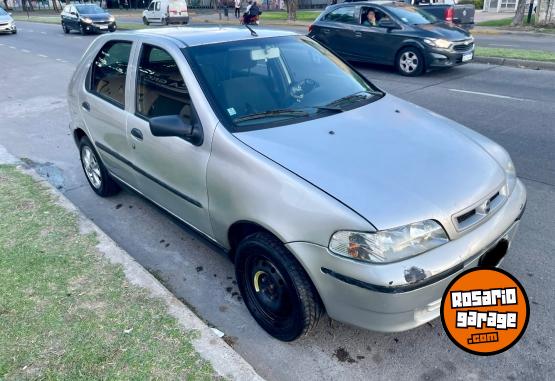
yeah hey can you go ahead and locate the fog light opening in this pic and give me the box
[479,240,509,268]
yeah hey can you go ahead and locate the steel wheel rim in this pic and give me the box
[245,254,293,323]
[81,146,102,189]
[400,51,419,73]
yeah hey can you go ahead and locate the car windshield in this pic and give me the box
[185,36,383,131]
[0,8,8,15]
[76,5,105,14]
[384,4,437,25]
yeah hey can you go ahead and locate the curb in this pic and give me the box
[0,144,264,381]
[474,56,555,71]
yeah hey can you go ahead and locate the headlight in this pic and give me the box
[423,38,453,49]
[81,17,93,24]
[329,220,449,264]
[505,158,517,195]
[108,15,115,22]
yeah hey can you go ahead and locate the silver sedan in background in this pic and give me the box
[68,28,526,341]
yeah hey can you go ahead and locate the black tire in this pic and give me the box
[396,46,425,77]
[62,23,70,34]
[235,232,322,341]
[79,136,120,197]
[143,16,149,25]
[12,29,17,34]
[79,23,86,35]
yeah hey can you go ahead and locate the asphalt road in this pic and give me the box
[1,22,554,381]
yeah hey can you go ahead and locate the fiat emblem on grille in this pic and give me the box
[478,200,491,214]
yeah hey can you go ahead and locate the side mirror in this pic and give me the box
[149,114,203,146]
[71,11,77,16]
[378,19,400,30]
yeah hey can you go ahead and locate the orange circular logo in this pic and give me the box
[440,268,529,356]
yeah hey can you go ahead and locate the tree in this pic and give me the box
[511,0,529,26]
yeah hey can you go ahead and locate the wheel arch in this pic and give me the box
[73,127,88,147]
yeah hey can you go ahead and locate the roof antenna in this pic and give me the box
[245,23,258,37]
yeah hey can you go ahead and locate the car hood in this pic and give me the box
[234,95,506,231]
[415,22,470,40]
[81,13,111,21]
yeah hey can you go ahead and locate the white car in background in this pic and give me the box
[143,0,189,25]
[0,8,16,34]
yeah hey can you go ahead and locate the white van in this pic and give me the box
[143,0,189,25]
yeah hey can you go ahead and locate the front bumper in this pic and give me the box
[425,46,475,68]
[82,21,116,33]
[286,179,526,332]
[0,22,16,33]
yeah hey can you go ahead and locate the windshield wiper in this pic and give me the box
[233,109,309,123]
[326,90,382,109]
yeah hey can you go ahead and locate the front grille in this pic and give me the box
[0,22,8,26]
[94,21,109,25]
[453,186,506,232]
[453,41,474,52]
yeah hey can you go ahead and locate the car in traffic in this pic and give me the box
[143,0,189,25]
[68,27,526,341]
[0,7,16,34]
[309,1,475,76]
[61,4,116,34]
[403,0,475,29]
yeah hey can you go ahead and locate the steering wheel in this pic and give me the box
[289,79,319,102]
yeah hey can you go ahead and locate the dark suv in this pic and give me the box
[61,4,116,34]
[309,1,474,76]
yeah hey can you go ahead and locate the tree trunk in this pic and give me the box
[511,0,528,26]
[287,0,296,21]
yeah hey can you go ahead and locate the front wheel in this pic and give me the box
[396,47,425,76]
[235,232,323,341]
[79,23,86,35]
[62,23,70,33]
[79,136,120,197]
[143,16,149,25]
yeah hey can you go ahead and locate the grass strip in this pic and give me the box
[0,165,215,380]
[475,46,555,62]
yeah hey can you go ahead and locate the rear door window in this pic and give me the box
[325,6,357,24]
[90,40,132,107]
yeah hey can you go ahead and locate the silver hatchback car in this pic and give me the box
[68,28,526,341]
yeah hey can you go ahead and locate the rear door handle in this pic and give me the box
[81,101,90,111]
[130,128,143,141]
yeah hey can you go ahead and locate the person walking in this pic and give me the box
[234,0,241,18]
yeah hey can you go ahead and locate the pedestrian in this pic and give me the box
[234,0,241,18]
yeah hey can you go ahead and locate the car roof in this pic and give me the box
[128,27,299,47]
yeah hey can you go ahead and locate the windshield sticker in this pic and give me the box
[227,107,236,116]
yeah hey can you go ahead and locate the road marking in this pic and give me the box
[38,54,48,58]
[40,31,47,35]
[21,49,30,53]
[448,88,531,102]
[74,36,82,39]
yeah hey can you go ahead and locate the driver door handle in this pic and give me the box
[81,101,90,111]
[131,128,143,141]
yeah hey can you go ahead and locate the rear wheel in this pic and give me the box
[79,23,86,35]
[396,47,425,76]
[62,23,70,33]
[79,136,120,197]
[235,232,322,341]
[143,16,149,25]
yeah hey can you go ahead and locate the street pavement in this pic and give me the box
[1,21,554,381]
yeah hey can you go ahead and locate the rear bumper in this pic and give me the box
[286,179,526,332]
[167,15,189,24]
[426,46,475,68]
